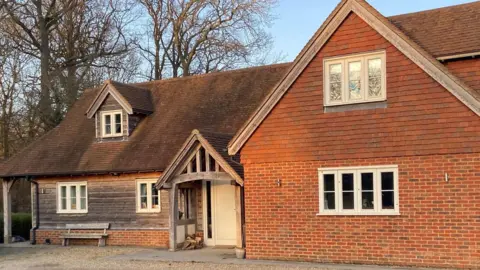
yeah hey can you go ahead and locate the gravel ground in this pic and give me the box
[0,246,334,270]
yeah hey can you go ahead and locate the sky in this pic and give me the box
[270,0,477,61]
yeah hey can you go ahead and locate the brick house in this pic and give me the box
[1,0,479,268]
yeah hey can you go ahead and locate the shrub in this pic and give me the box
[0,212,32,243]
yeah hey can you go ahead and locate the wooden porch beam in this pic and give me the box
[3,178,15,244]
[168,183,178,251]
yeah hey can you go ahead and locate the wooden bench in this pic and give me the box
[60,223,110,247]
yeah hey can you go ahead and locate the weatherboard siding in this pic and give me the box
[34,172,168,230]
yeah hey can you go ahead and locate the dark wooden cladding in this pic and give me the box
[36,173,169,230]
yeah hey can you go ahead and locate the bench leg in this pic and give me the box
[98,238,106,247]
[62,238,69,246]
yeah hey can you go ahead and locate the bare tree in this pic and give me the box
[0,38,26,158]
[137,0,278,79]
[1,0,137,128]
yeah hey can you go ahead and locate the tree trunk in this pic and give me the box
[38,11,53,129]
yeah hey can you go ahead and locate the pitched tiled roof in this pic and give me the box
[0,63,290,177]
[389,1,480,58]
[109,81,154,114]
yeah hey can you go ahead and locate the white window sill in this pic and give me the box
[136,209,161,214]
[317,211,400,216]
[57,211,88,214]
[324,98,386,107]
[101,134,123,138]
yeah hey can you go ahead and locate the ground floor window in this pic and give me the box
[57,182,88,213]
[136,179,161,213]
[318,165,399,215]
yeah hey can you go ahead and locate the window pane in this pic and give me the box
[361,173,374,210]
[61,186,67,210]
[348,61,362,100]
[329,64,342,102]
[151,183,159,209]
[324,193,335,210]
[140,183,147,209]
[70,186,77,210]
[115,114,122,134]
[368,58,382,97]
[342,192,355,209]
[342,174,354,210]
[80,185,87,210]
[105,115,111,125]
[342,174,354,191]
[381,172,394,190]
[382,191,395,209]
[80,198,86,210]
[80,185,86,197]
[362,192,374,210]
[199,147,206,172]
[323,174,335,191]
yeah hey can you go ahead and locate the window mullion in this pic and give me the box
[355,170,360,213]
[76,184,81,211]
[147,182,152,209]
[342,60,347,103]
[66,185,71,211]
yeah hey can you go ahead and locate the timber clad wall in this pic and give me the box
[241,13,480,269]
[34,173,168,230]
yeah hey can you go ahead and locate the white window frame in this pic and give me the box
[318,165,399,216]
[136,179,161,213]
[324,51,386,106]
[101,110,123,138]
[57,182,88,214]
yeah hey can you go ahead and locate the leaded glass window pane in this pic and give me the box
[329,64,342,102]
[368,58,382,97]
[348,61,362,100]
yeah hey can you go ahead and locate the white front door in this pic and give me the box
[203,180,237,246]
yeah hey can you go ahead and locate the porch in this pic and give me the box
[157,130,245,253]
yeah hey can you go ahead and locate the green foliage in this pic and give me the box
[0,213,32,242]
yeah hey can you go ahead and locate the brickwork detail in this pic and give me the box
[35,229,169,247]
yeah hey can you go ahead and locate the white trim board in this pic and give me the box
[227,0,480,156]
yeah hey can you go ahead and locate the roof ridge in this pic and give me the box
[132,62,291,87]
[388,0,480,18]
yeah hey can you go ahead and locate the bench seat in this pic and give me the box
[61,223,110,247]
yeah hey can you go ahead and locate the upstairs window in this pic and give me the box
[318,165,399,215]
[324,51,386,106]
[101,110,123,137]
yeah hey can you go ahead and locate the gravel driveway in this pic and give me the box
[0,244,420,270]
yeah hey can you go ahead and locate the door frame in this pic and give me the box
[202,180,216,246]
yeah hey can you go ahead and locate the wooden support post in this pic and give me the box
[235,185,243,250]
[169,183,178,251]
[3,178,14,244]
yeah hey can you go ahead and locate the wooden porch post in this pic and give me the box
[169,183,178,251]
[3,178,15,244]
[235,185,244,250]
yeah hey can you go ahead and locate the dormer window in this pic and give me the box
[101,110,123,137]
[324,51,386,106]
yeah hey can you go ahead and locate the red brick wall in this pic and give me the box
[241,13,480,269]
[35,229,169,247]
[241,13,480,164]
[244,154,480,268]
